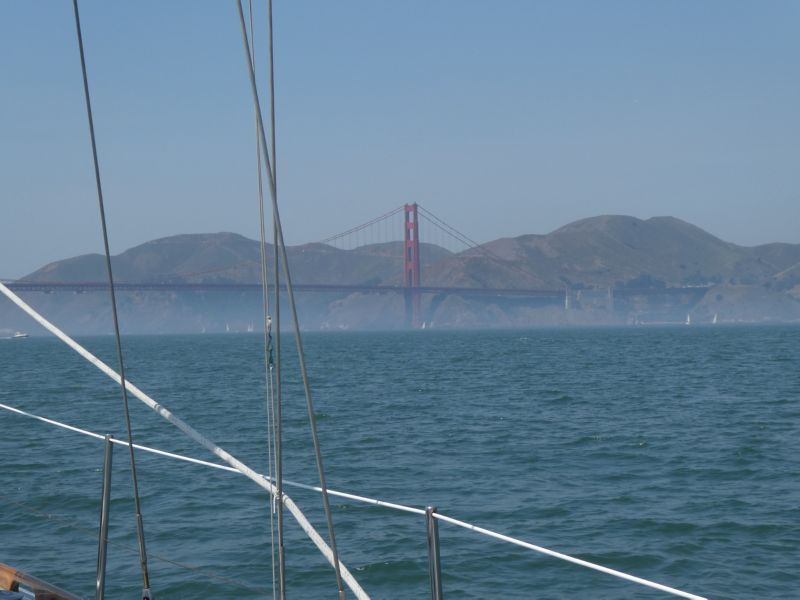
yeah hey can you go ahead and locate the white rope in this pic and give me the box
[432,513,708,600]
[1,400,708,599]
[0,401,424,515]
[0,401,241,472]
[0,282,369,600]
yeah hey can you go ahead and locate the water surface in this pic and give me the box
[1,326,798,598]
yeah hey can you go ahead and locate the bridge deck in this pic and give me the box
[2,281,710,299]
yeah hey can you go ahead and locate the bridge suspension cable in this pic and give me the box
[417,205,548,285]
[417,205,483,251]
[316,203,519,263]
[318,206,404,247]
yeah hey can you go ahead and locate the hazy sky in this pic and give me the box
[2,1,799,278]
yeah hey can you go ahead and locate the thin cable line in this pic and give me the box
[319,206,404,245]
[247,1,278,597]
[71,1,151,595]
[265,0,286,595]
[0,400,423,514]
[417,206,482,248]
[235,3,346,596]
[433,513,707,600]
[419,206,547,285]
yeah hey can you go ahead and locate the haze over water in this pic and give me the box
[1,325,798,598]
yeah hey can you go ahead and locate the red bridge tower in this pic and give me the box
[404,203,422,328]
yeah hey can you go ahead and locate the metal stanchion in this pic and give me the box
[95,434,113,600]
[426,506,443,600]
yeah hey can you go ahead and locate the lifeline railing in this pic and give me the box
[1,401,708,600]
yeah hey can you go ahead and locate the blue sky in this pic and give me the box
[2,1,799,277]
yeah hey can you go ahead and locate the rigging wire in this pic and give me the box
[265,0,287,594]
[246,0,279,597]
[235,2,347,597]
[70,2,152,596]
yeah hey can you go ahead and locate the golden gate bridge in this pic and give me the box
[3,203,708,328]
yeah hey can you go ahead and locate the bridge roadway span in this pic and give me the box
[5,281,709,299]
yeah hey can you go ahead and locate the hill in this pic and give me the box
[24,234,452,287]
[424,215,800,290]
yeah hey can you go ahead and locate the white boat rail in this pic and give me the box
[1,400,708,600]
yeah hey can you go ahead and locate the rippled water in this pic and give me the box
[1,326,798,599]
